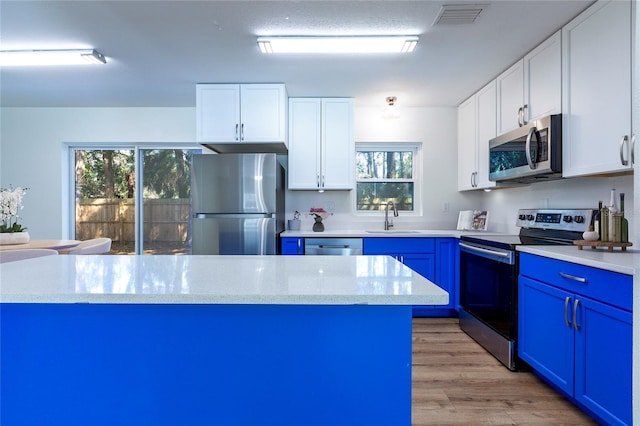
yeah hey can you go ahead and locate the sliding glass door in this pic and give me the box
[71,145,200,254]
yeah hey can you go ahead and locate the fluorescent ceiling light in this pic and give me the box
[257,36,418,54]
[0,49,107,66]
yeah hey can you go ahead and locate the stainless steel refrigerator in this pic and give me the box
[190,153,285,255]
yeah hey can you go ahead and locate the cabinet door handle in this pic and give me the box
[573,299,581,330]
[517,107,523,127]
[559,271,587,283]
[316,174,321,188]
[470,172,474,187]
[522,104,528,125]
[631,134,636,165]
[620,135,629,166]
[235,124,239,141]
[564,296,572,328]
[241,123,245,141]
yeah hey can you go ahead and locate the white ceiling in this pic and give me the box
[0,0,593,108]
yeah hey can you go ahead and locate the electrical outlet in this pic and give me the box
[442,202,450,212]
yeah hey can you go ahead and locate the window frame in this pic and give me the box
[65,142,202,254]
[352,142,422,216]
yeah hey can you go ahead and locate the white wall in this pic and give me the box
[482,175,634,235]
[0,107,196,238]
[1,106,634,239]
[285,106,484,232]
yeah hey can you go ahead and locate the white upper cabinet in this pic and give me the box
[457,96,477,191]
[562,0,633,177]
[288,98,321,190]
[288,98,354,190]
[496,60,524,135]
[476,81,497,189]
[196,84,287,150]
[497,30,561,135]
[524,30,562,122]
[458,80,497,191]
[196,84,240,142]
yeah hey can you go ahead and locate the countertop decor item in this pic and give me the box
[582,227,599,241]
[0,186,29,245]
[308,208,332,232]
[288,211,301,231]
[457,210,489,231]
[573,240,632,252]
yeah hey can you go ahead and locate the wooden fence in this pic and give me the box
[75,198,190,244]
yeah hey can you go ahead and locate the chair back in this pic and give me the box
[0,249,59,263]
[65,237,112,255]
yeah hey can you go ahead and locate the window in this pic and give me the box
[355,143,420,212]
[69,145,201,255]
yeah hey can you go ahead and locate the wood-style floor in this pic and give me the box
[412,318,597,425]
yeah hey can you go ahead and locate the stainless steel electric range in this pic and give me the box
[458,208,596,371]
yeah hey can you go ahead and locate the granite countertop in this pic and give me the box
[0,255,449,306]
[517,245,637,275]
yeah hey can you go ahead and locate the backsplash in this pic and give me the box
[482,174,634,236]
[285,174,634,239]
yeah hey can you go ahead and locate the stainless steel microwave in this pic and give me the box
[489,114,562,183]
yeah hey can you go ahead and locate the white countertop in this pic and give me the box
[517,245,637,275]
[282,230,639,275]
[0,255,449,305]
[281,229,497,238]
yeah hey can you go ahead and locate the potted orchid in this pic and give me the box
[0,186,30,244]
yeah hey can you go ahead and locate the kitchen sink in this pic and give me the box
[365,230,420,234]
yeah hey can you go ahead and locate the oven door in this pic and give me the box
[459,241,517,340]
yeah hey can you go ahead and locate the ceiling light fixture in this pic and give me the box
[257,36,418,54]
[382,96,400,119]
[0,49,107,66]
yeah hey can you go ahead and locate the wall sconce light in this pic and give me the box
[382,96,400,119]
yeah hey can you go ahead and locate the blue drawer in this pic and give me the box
[519,253,632,311]
[363,237,435,254]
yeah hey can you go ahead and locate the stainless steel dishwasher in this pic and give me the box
[304,238,363,255]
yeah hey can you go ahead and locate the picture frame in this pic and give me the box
[457,210,489,231]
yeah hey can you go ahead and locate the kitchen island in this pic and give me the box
[0,255,448,426]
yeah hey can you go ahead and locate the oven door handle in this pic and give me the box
[459,242,514,264]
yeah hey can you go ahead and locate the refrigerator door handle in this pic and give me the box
[194,213,276,219]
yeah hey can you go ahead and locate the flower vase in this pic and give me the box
[0,231,30,245]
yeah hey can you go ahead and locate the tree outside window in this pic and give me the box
[73,147,199,254]
[355,145,418,212]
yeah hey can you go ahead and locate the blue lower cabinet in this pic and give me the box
[518,253,632,426]
[363,237,455,317]
[281,237,304,255]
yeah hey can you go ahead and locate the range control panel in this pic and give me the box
[516,209,595,232]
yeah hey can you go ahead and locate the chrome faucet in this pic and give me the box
[384,201,398,230]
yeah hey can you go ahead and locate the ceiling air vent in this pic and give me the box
[433,4,488,25]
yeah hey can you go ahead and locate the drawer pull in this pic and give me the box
[564,296,572,328]
[559,272,587,283]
